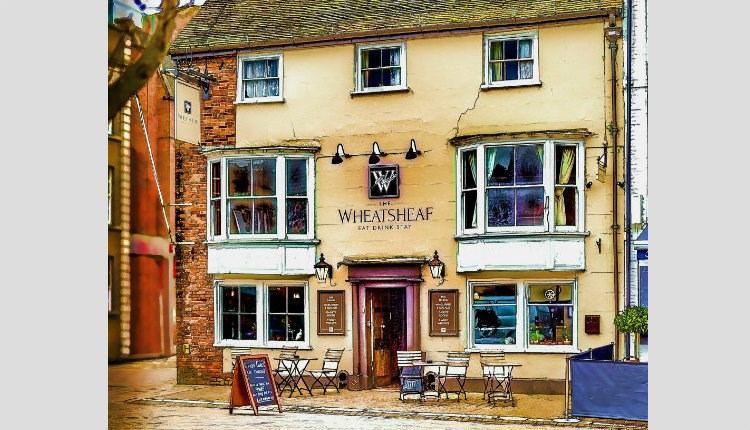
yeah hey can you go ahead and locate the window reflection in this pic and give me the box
[472,285,516,345]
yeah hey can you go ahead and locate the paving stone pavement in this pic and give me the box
[109,356,648,430]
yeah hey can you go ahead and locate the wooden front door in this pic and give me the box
[366,287,406,387]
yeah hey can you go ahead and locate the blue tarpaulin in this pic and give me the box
[570,345,648,421]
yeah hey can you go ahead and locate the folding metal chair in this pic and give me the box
[480,350,515,405]
[437,351,470,401]
[273,345,299,394]
[307,348,345,394]
[396,350,424,401]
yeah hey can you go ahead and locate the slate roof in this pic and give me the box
[171,0,622,54]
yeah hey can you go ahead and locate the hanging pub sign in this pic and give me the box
[429,289,458,336]
[318,290,345,335]
[175,80,201,144]
[368,165,399,198]
[228,354,282,415]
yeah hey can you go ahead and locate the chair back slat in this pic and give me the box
[479,350,506,366]
[443,351,470,375]
[320,348,344,371]
[276,345,299,369]
[324,348,345,362]
[396,350,423,367]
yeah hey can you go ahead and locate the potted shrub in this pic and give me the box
[529,326,544,344]
[614,305,648,361]
[561,326,572,345]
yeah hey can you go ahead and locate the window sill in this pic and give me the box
[465,346,580,354]
[234,97,285,105]
[205,238,320,246]
[350,86,410,97]
[215,342,313,350]
[456,231,589,241]
[480,80,542,90]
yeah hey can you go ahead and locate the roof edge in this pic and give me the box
[170,7,622,57]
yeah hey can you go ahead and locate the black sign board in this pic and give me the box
[368,165,399,198]
[229,354,282,415]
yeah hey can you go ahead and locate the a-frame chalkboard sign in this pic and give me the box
[229,354,283,415]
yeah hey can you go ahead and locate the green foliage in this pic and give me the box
[529,326,544,342]
[614,306,648,335]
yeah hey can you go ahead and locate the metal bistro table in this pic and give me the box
[485,362,522,406]
[410,360,447,401]
[274,357,318,397]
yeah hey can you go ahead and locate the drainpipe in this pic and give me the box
[605,19,623,359]
[623,0,634,360]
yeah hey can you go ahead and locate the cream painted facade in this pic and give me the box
[202,18,624,389]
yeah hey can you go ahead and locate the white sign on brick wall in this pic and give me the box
[175,80,201,144]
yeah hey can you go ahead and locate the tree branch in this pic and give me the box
[108,0,179,119]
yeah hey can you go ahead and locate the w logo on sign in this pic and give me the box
[368,166,400,198]
[372,170,397,193]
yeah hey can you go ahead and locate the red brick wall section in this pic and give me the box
[175,54,236,385]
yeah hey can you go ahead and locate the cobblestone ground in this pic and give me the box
[109,357,648,430]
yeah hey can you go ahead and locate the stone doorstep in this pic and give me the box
[132,398,647,429]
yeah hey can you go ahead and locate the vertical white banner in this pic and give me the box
[175,80,201,144]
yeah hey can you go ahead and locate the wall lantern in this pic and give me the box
[368,141,388,164]
[427,250,446,286]
[405,139,421,160]
[331,143,350,165]
[314,253,336,286]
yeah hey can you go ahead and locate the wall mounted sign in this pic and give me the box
[229,354,282,415]
[336,203,434,232]
[368,165,399,198]
[318,290,345,335]
[175,80,201,144]
[429,289,458,336]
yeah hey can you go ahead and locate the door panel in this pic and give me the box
[366,288,406,387]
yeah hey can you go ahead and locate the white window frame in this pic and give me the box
[456,140,584,236]
[483,31,540,88]
[108,166,114,226]
[466,279,578,353]
[206,155,315,242]
[214,280,310,348]
[354,42,407,93]
[236,53,284,103]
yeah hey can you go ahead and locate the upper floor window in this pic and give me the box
[237,54,283,103]
[355,43,406,93]
[458,140,583,235]
[207,155,313,241]
[484,32,540,88]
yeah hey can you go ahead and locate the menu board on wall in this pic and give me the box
[429,289,458,336]
[318,290,345,335]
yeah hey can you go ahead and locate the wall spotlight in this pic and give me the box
[586,181,593,189]
[405,139,422,160]
[368,141,387,164]
[331,143,350,165]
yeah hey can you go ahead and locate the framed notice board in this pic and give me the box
[429,289,458,336]
[318,290,345,335]
[229,354,282,415]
